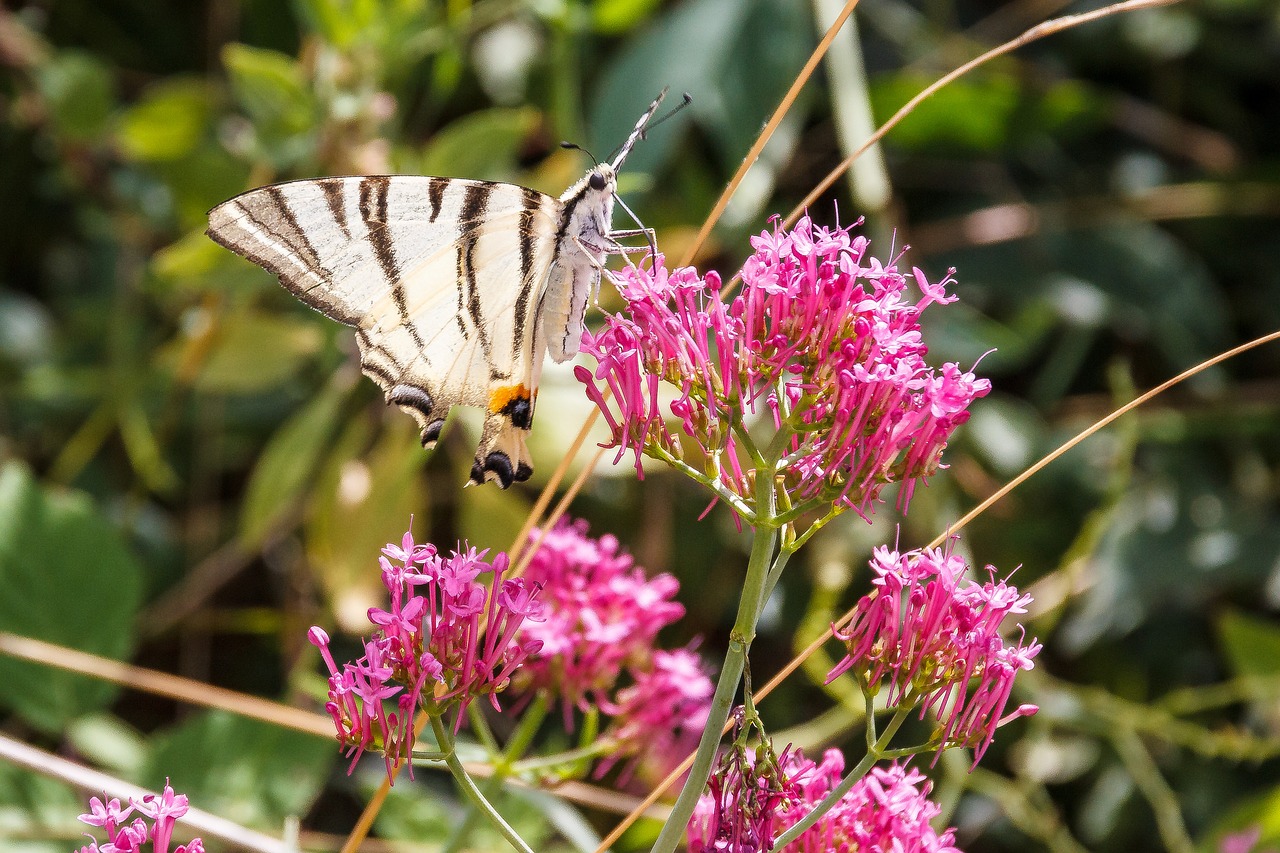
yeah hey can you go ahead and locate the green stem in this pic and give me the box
[431,714,536,853]
[408,748,450,761]
[650,460,780,853]
[511,740,617,773]
[762,548,794,606]
[771,704,915,849]
[730,416,766,468]
[649,444,756,521]
[443,696,549,853]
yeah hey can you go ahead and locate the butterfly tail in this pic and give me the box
[471,418,533,489]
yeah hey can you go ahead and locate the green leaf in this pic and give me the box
[150,145,252,231]
[295,0,365,48]
[159,311,325,395]
[307,419,426,631]
[239,380,348,549]
[116,78,212,163]
[0,462,143,732]
[35,50,115,142]
[221,43,315,137]
[142,711,333,831]
[870,71,1021,151]
[1217,609,1280,678]
[65,713,148,778]
[419,107,540,181]
[592,0,665,34]
[154,223,279,297]
[591,0,810,190]
[0,763,83,853]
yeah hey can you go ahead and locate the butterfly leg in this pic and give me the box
[603,228,659,271]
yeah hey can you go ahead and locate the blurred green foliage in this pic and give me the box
[2,0,1280,850]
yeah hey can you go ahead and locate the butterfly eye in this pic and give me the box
[588,172,607,191]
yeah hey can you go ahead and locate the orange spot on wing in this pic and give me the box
[488,384,531,414]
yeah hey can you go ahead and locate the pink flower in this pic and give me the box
[1220,826,1274,853]
[578,214,989,520]
[827,545,1041,764]
[133,782,188,853]
[308,528,544,780]
[78,796,133,836]
[689,748,961,853]
[77,784,201,853]
[600,647,715,784]
[516,518,686,721]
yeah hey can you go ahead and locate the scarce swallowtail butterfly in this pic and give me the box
[208,90,675,488]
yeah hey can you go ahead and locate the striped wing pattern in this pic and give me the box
[207,175,562,487]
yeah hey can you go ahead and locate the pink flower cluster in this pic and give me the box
[309,531,543,777]
[517,518,686,718]
[600,646,714,782]
[577,215,990,518]
[689,748,961,853]
[76,783,202,853]
[513,518,713,782]
[828,545,1041,764]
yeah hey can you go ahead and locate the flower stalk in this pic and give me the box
[430,714,536,853]
[652,439,782,853]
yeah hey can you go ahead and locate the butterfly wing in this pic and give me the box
[207,176,563,487]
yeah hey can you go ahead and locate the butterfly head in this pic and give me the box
[586,163,617,197]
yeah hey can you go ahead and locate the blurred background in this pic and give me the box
[2,0,1280,850]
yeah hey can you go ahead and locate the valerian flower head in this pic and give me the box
[827,544,1041,765]
[689,747,961,853]
[515,517,686,722]
[598,646,715,784]
[577,214,989,521]
[77,782,202,853]
[308,529,544,780]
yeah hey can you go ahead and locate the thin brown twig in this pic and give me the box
[679,0,862,267]
[513,446,608,578]
[783,0,1182,229]
[509,407,603,564]
[752,329,1280,714]
[909,181,1280,256]
[0,631,331,737]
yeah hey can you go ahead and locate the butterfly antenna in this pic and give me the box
[643,92,693,136]
[560,141,599,166]
[609,87,672,170]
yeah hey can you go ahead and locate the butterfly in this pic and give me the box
[207,90,675,488]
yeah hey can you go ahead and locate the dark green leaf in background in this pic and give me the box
[238,379,349,549]
[116,78,213,164]
[418,106,540,181]
[142,711,333,831]
[34,50,115,143]
[0,462,143,732]
[591,0,812,190]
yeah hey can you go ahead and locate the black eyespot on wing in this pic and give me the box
[500,397,533,430]
[471,451,515,489]
[422,419,446,448]
[514,462,533,483]
[389,384,434,418]
[588,171,606,191]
